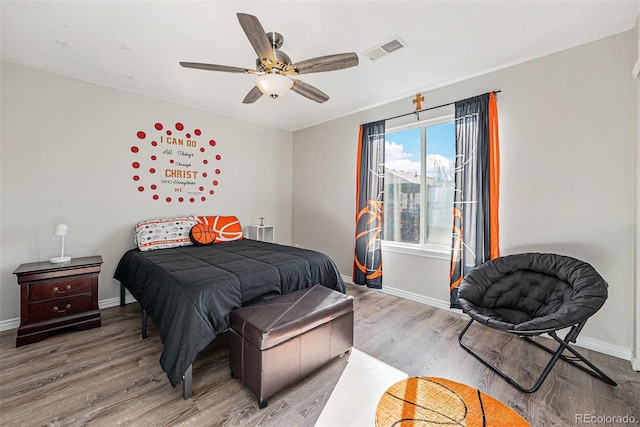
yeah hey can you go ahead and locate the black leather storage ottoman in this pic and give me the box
[229,284,354,408]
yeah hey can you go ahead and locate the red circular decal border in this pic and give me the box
[130,122,221,203]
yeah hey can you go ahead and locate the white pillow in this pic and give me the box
[135,216,197,251]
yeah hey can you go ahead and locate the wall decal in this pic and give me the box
[131,122,221,203]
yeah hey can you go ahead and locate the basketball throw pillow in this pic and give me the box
[197,215,244,243]
[189,222,216,246]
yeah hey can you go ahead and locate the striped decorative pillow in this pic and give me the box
[135,216,197,251]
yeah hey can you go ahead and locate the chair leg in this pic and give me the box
[459,319,541,393]
[522,330,617,387]
[458,319,617,393]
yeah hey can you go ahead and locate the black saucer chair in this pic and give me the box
[457,252,617,393]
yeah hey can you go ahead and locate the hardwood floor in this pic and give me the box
[1,283,638,426]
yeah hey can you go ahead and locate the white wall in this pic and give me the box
[292,31,636,359]
[2,30,636,361]
[0,62,293,323]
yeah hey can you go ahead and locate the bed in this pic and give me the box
[114,237,345,397]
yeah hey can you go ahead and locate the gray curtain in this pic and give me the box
[353,120,385,288]
[450,92,500,308]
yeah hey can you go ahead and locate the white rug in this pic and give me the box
[315,348,408,427]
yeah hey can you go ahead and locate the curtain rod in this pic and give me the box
[384,90,502,122]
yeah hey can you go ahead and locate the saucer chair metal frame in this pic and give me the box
[457,253,617,393]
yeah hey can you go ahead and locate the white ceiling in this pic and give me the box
[2,1,639,131]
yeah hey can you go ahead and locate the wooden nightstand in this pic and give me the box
[13,255,103,347]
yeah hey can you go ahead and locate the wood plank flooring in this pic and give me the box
[1,284,638,426]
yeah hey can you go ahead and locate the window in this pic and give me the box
[383,117,455,252]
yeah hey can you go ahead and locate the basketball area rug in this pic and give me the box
[376,376,530,427]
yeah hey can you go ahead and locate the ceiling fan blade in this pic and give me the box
[289,53,359,75]
[237,13,275,63]
[180,62,251,73]
[242,86,263,104]
[291,79,329,103]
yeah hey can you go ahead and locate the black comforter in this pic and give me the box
[114,239,345,387]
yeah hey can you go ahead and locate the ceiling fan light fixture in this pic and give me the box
[255,72,293,98]
[180,14,358,104]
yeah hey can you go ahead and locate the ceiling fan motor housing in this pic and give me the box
[256,32,291,74]
[180,13,359,104]
[267,32,284,49]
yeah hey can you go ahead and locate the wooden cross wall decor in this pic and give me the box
[413,93,424,110]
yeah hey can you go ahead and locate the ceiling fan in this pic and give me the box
[180,13,359,104]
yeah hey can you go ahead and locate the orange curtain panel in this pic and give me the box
[353,120,385,288]
[449,92,500,308]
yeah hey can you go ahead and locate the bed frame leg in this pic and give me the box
[141,310,148,339]
[120,283,126,306]
[183,364,193,399]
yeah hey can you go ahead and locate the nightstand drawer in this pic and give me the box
[14,255,102,347]
[29,276,92,302]
[29,295,93,323]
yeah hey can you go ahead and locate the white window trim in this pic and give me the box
[383,113,455,260]
[386,114,455,133]
[382,240,451,260]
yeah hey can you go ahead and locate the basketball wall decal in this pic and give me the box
[130,121,222,203]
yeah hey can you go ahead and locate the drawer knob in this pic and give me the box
[53,285,72,293]
[53,304,71,314]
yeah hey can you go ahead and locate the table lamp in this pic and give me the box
[50,223,71,263]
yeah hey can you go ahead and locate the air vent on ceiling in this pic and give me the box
[364,36,407,61]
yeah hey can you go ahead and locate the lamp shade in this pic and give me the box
[255,73,294,98]
[53,223,68,236]
[50,223,70,263]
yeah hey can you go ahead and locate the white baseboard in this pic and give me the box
[3,282,634,365]
[341,274,353,284]
[575,335,632,362]
[344,275,633,363]
[0,317,19,332]
[632,356,640,372]
[378,284,452,312]
[0,295,138,333]
[98,295,137,309]
[342,275,451,312]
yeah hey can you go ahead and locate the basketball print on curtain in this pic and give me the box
[449,92,500,309]
[130,122,222,203]
[353,120,385,289]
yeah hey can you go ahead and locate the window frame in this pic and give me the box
[382,113,455,260]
